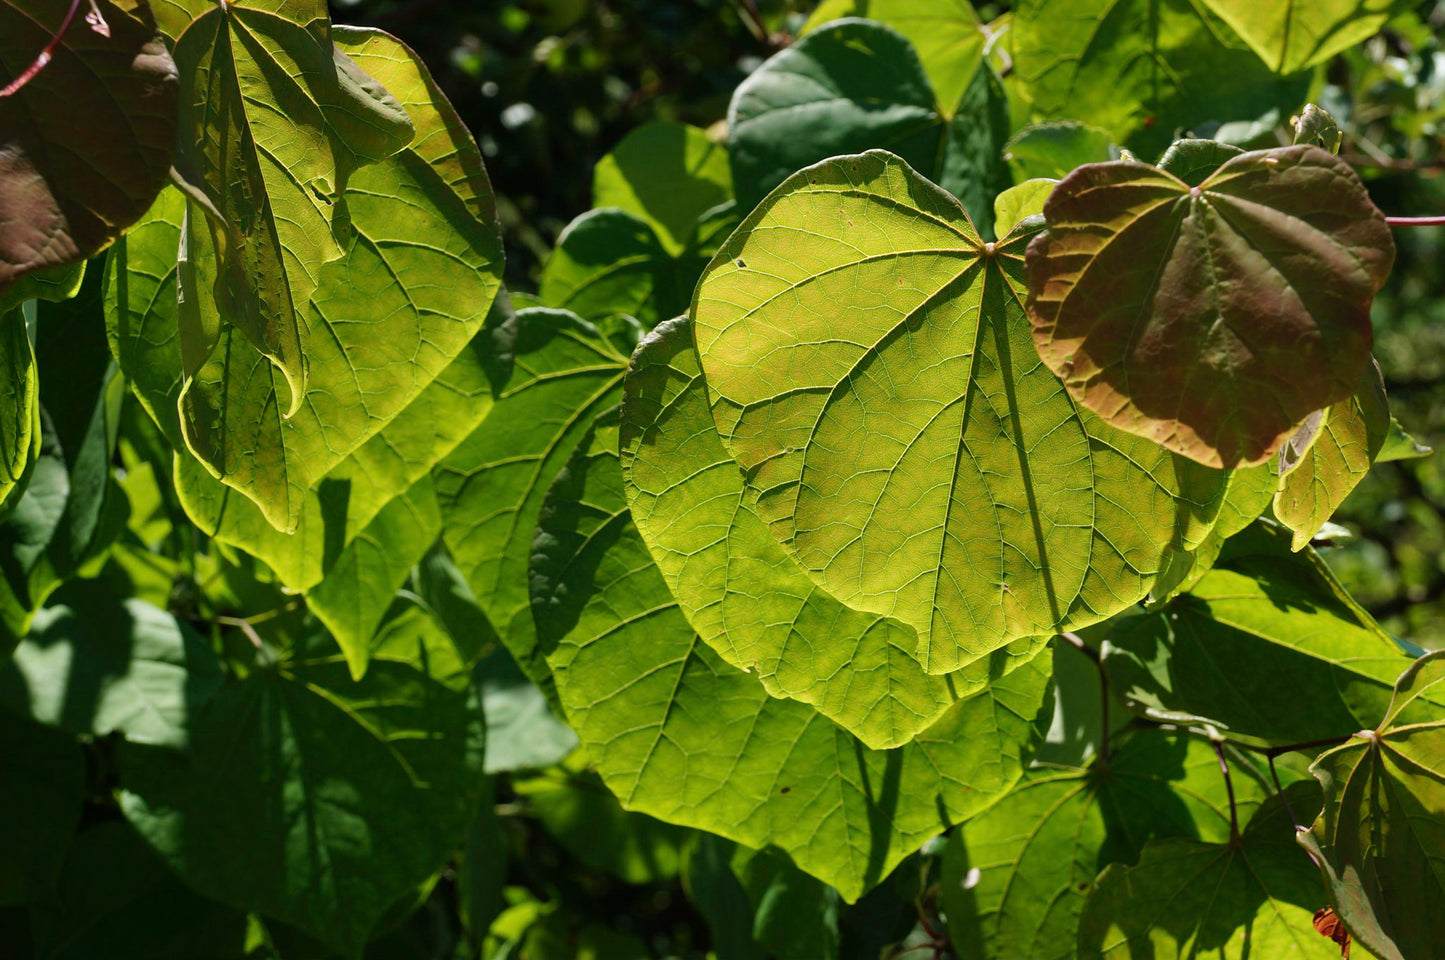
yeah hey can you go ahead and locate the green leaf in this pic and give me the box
[1026,145,1395,468]
[302,475,442,679]
[151,28,503,531]
[1149,461,1277,603]
[0,308,38,519]
[530,409,1050,900]
[1300,653,1445,960]
[538,208,688,325]
[694,151,1220,674]
[803,0,987,118]
[1103,556,1434,747]
[435,307,629,698]
[1377,416,1432,462]
[169,4,415,408]
[592,121,732,255]
[1274,361,1391,550]
[0,584,226,748]
[992,178,1056,237]
[1003,121,1115,180]
[118,621,488,957]
[621,317,1045,748]
[943,731,1275,960]
[1008,0,1312,155]
[511,753,690,885]
[0,0,178,293]
[1200,0,1413,74]
[1294,103,1344,153]
[1078,787,1336,958]
[0,709,83,906]
[681,835,766,960]
[728,20,1010,234]
[27,821,250,960]
[731,845,843,960]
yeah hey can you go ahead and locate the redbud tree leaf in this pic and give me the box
[0,0,177,295]
[1026,144,1394,468]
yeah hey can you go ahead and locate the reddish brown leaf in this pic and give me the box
[1025,144,1394,467]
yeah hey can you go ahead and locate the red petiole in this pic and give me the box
[0,0,109,98]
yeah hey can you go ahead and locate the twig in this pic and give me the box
[1212,740,1240,842]
[1229,734,1355,759]
[1386,215,1445,226]
[1,0,107,98]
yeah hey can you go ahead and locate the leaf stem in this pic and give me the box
[1231,734,1354,759]
[0,0,104,98]
[1212,740,1240,843]
[1267,754,1302,832]
[1385,215,1445,226]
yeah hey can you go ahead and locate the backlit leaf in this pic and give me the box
[694,150,1224,673]
[1200,0,1412,74]
[162,28,502,530]
[620,317,1045,748]
[592,121,732,255]
[0,0,177,293]
[531,411,1050,900]
[1274,361,1390,550]
[1078,788,1336,958]
[992,178,1055,237]
[538,208,689,326]
[1008,0,1311,155]
[1300,653,1445,960]
[1026,144,1395,467]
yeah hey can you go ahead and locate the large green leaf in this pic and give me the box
[530,412,1050,900]
[1008,0,1312,155]
[592,121,732,255]
[1300,653,1445,960]
[1104,553,1434,747]
[621,317,1044,748]
[435,307,629,695]
[1274,361,1390,550]
[943,731,1275,960]
[0,709,83,906]
[169,2,414,406]
[1200,0,1412,74]
[138,28,502,531]
[0,585,225,748]
[693,151,1221,674]
[1078,787,1336,958]
[0,0,177,294]
[537,208,688,325]
[0,307,37,519]
[118,618,488,957]
[728,19,1010,235]
[1003,121,1115,181]
[1026,145,1395,468]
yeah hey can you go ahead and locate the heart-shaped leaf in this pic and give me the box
[1200,0,1411,74]
[1026,144,1394,468]
[693,150,1230,673]
[0,0,177,294]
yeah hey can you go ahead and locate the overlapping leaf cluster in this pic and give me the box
[0,1,1441,957]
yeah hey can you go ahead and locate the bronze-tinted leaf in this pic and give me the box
[1026,144,1394,468]
[0,0,178,295]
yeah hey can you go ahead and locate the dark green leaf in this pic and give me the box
[1003,121,1115,180]
[592,121,733,255]
[1026,145,1395,467]
[0,709,82,906]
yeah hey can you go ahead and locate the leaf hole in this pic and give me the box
[735,258,746,268]
[779,786,792,795]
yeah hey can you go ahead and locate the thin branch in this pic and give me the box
[1212,740,1240,843]
[0,0,107,98]
[1267,754,1302,832]
[1385,215,1445,227]
[1230,734,1356,759]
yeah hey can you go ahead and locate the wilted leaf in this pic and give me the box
[592,121,732,254]
[729,19,1010,234]
[944,731,1274,960]
[1008,0,1311,155]
[531,410,1050,900]
[1274,361,1390,550]
[0,0,177,293]
[1300,652,1445,960]
[621,317,1045,748]
[1026,144,1394,468]
[118,621,488,957]
[694,150,1225,673]
[1078,787,1336,958]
